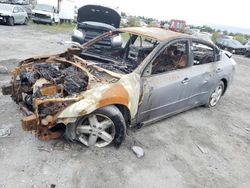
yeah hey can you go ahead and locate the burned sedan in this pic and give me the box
[2,27,236,147]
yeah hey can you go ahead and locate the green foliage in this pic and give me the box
[234,34,246,44]
[212,32,219,43]
[126,16,140,27]
[201,25,215,33]
[31,22,76,33]
[223,30,228,35]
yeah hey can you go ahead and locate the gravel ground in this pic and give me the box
[0,25,250,188]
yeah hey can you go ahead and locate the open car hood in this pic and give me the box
[77,5,121,28]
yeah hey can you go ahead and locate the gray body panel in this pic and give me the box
[135,38,236,126]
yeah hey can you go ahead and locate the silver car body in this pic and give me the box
[2,27,236,141]
[0,3,28,24]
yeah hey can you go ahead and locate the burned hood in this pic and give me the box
[77,5,121,28]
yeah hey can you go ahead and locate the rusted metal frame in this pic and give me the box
[52,57,98,82]
[72,54,122,79]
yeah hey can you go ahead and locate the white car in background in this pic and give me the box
[0,3,28,26]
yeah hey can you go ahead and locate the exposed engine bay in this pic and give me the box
[2,49,124,140]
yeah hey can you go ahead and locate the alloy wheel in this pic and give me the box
[76,114,116,147]
[209,84,223,107]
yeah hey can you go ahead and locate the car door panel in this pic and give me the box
[188,64,216,105]
[136,39,192,124]
[137,68,190,124]
[12,7,20,23]
[188,40,222,105]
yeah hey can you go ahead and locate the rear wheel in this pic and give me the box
[245,51,250,57]
[7,17,14,26]
[65,105,126,148]
[24,18,28,25]
[205,81,224,107]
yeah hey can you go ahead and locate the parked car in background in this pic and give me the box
[72,5,122,48]
[32,3,59,24]
[192,32,213,43]
[169,19,186,33]
[0,0,32,17]
[216,38,247,54]
[0,3,28,25]
[2,27,236,148]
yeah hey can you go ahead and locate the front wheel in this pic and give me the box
[50,19,55,25]
[205,81,224,107]
[65,105,126,148]
[7,17,14,26]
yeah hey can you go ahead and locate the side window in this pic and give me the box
[19,7,25,12]
[13,7,19,13]
[151,41,188,74]
[192,41,215,65]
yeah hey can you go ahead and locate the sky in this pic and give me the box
[74,0,249,32]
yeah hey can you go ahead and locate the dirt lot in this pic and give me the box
[0,25,250,188]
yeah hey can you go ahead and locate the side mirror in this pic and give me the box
[13,9,18,13]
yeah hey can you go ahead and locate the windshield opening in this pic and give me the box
[79,31,159,74]
[34,4,54,12]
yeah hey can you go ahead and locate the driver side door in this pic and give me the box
[136,40,191,125]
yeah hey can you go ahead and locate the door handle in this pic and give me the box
[181,77,189,84]
[216,68,222,73]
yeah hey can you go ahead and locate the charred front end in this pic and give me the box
[2,52,92,140]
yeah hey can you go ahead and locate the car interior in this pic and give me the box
[80,32,219,74]
[151,41,188,74]
[192,41,215,65]
[80,32,159,74]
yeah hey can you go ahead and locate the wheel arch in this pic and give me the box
[114,104,131,126]
[221,78,228,95]
[58,84,131,125]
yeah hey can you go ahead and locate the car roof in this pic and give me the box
[119,27,188,42]
[0,3,15,8]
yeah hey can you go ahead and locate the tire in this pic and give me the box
[7,17,14,26]
[245,51,250,57]
[65,105,126,148]
[205,81,224,108]
[50,19,55,25]
[24,18,28,25]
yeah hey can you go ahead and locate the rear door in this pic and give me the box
[186,40,221,105]
[18,6,27,23]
